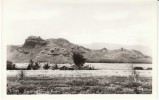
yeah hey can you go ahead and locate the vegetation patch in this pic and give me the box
[133,67,144,70]
[7,76,152,94]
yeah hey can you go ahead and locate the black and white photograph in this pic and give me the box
[1,0,158,98]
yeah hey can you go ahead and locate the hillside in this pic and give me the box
[7,36,152,63]
[80,43,152,56]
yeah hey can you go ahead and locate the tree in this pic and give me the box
[27,64,32,70]
[72,51,86,70]
[27,59,34,70]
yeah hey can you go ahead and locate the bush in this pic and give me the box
[70,65,77,69]
[133,67,143,70]
[68,67,74,70]
[43,63,50,70]
[19,70,25,80]
[72,51,86,70]
[7,61,16,70]
[67,78,99,86]
[123,81,142,88]
[52,64,59,70]
[27,64,32,70]
[32,62,40,70]
[27,59,34,70]
[83,65,95,70]
[146,68,152,70]
[89,86,104,94]
[59,66,69,70]
[115,87,123,91]
[18,86,25,94]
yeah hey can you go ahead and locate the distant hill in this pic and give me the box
[80,43,152,56]
[7,36,152,63]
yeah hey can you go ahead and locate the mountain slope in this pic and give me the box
[7,36,152,63]
[80,43,152,56]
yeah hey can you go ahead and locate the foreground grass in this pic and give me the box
[7,76,152,94]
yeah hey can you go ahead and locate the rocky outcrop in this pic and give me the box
[23,36,47,48]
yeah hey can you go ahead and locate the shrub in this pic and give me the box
[7,86,15,94]
[27,64,32,70]
[115,87,123,91]
[7,60,16,70]
[72,51,86,70]
[59,66,69,70]
[67,78,99,86]
[19,70,25,80]
[52,64,59,70]
[134,88,140,94]
[18,86,25,94]
[83,65,95,70]
[27,59,34,70]
[70,65,77,70]
[89,86,103,94]
[32,62,40,70]
[146,68,152,70]
[123,81,142,88]
[82,86,90,91]
[68,67,74,70]
[133,67,143,70]
[43,63,50,70]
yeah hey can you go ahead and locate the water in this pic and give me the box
[85,63,152,70]
[15,63,152,70]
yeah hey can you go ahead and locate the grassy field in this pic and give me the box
[7,74,152,94]
[7,63,152,94]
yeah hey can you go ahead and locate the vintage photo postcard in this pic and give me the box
[1,0,158,100]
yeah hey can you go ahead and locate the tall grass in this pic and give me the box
[134,65,140,82]
[130,64,141,93]
[19,70,25,80]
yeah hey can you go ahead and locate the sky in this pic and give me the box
[2,0,157,48]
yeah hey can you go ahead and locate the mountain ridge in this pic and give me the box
[79,43,152,56]
[7,36,152,63]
